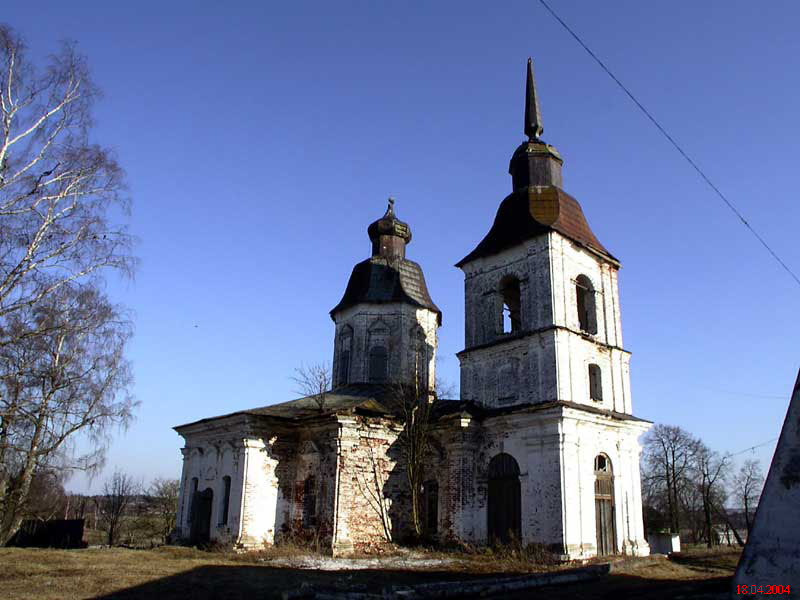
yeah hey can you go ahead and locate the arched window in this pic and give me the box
[588,364,602,402]
[594,454,616,555]
[338,326,353,385]
[576,275,597,334]
[221,476,231,526]
[302,476,317,528]
[368,346,388,383]
[500,276,522,334]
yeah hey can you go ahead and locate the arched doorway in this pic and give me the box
[190,488,213,544]
[594,454,616,555]
[487,453,521,544]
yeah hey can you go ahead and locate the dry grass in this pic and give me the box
[0,544,741,600]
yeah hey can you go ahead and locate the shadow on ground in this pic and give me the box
[91,564,733,600]
[504,574,732,600]
[90,565,501,600]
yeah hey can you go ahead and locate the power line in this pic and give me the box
[730,437,778,457]
[538,0,800,289]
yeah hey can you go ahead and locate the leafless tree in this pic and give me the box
[0,26,135,543]
[0,285,135,543]
[0,26,133,326]
[690,442,731,548]
[148,477,180,543]
[641,424,699,534]
[731,459,764,534]
[385,371,453,540]
[96,469,138,546]
[291,362,332,411]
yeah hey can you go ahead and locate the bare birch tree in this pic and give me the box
[0,26,135,543]
[0,26,134,323]
[0,285,134,542]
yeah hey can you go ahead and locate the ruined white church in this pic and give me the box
[173,60,651,559]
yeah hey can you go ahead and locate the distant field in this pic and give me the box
[0,545,741,600]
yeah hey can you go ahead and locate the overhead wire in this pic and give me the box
[730,437,778,457]
[537,0,800,289]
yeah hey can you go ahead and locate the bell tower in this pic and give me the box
[456,59,633,416]
[330,199,441,390]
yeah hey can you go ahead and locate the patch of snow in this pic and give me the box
[265,555,464,571]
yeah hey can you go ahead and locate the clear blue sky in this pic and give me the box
[5,1,798,492]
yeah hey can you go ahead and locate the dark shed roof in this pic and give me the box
[455,186,617,268]
[330,256,442,324]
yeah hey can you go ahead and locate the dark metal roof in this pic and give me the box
[455,186,617,268]
[175,390,647,432]
[434,398,650,424]
[242,384,394,419]
[174,384,397,430]
[330,256,442,324]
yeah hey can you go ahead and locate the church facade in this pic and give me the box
[173,60,651,559]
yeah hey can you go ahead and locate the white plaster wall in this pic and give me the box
[445,412,565,548]
[458,232,634,415]
[548,233,619,346]
[461,237,552,349]
[460,332,557,408]
[332,304,439,389]
[559,412,650,559]
[438,408,649,559]
[176,436,245,544]
[552,328,631,413]
[238,437,283,548]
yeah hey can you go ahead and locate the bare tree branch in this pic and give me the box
[291,362,331,412]
[95,469,139,546]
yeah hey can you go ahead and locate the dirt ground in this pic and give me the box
[0,545,741,600]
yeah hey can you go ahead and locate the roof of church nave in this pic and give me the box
[173,383,649,431]
[457,58,616,268]
[330,199,442,324]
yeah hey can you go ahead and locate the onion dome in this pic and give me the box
[331,199,441,324]
[367,198,412,259]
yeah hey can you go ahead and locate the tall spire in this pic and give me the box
[524,58,544,140]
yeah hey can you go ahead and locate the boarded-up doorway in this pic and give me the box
[190,488,213,544]
[594,454,616,555]
[487,453,521,544]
